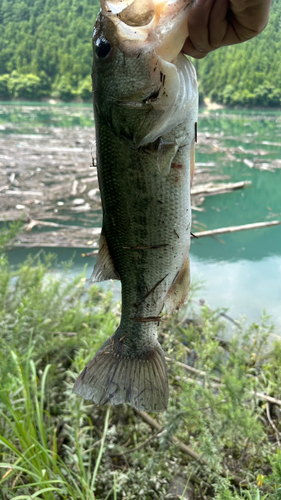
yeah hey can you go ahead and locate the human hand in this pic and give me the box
[182,0,271,59]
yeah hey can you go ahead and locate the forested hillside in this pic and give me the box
[198,0,281,107]
[0,0,100,100]
[0,0,280,105]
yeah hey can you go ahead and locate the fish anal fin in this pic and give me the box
[165,257,190,314]
[73,337,169,412]
[91,230,120,282]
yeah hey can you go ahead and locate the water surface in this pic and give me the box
[191,108,281,332]
[1,103,281,332]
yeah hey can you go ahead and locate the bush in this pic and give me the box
[0,74,11,99]
[253,84,281,107]
[77,75,92,101]
[7,71,50,99]
[52,76,76,101]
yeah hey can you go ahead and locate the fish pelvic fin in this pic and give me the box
[91,229,120,282]
[73,336,169,412]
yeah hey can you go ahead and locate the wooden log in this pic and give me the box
[135,410,247,485]
[8,219,281,248]
[165,356,221,383]
[135,410,207,464]
[10,227,101,248]
[191,180,251,196]
[193,220,281,238]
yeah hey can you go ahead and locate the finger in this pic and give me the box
[186,0,216,53]
[229,0,271,36]
[208,0,229,48]
[182,36,208,59]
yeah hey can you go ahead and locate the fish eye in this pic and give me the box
[95,37,112,59]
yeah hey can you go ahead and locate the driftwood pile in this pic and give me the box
[1,104,277,250]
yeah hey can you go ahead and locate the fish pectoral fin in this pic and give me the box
[73,336,169,412]
[91,229,120,282]
[165,257,190,314]
[157,138,179,176]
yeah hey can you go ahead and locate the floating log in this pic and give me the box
[194,220,281,238]
[82,250,98,257]
[8,219,281,248]
[191,205,205,212]
[25,219,80,231]
[191,180,251,196]
[9,227,101,248]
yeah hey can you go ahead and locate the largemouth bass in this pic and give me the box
[73,0,198,412]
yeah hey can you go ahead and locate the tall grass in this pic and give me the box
[0,352,112,499]
[0,224,118,499]
[1,224,281,499]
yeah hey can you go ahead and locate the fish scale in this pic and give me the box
[73,0,198,411]
[99,124,190,313]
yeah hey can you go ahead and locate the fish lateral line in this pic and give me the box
[134,273,169,308]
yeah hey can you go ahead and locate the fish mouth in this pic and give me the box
[101,0,192,62]
[102,0,157,26]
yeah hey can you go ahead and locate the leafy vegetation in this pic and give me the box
[0,0,280,104]
[1,223,281,499]
[0,0,99,101]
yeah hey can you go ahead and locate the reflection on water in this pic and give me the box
[0,101,94,132]
[2,103,281,332]
[191,108,281,332]
[7,246,121,302]
[191,254,281,333]
[192,218,281,262]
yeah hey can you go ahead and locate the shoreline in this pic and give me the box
[1,97,281,112]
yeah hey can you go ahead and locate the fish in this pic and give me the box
[73,0,198,412]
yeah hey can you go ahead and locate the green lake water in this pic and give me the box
[192,108,281,332]
[1,102,281,333]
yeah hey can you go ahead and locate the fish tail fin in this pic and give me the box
[73,335,169,412]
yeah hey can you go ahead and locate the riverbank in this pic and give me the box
[0,235,281,499]
[2,96,281,111]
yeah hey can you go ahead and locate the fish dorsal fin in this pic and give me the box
[164,257,190,314]
[91,230,120,282]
